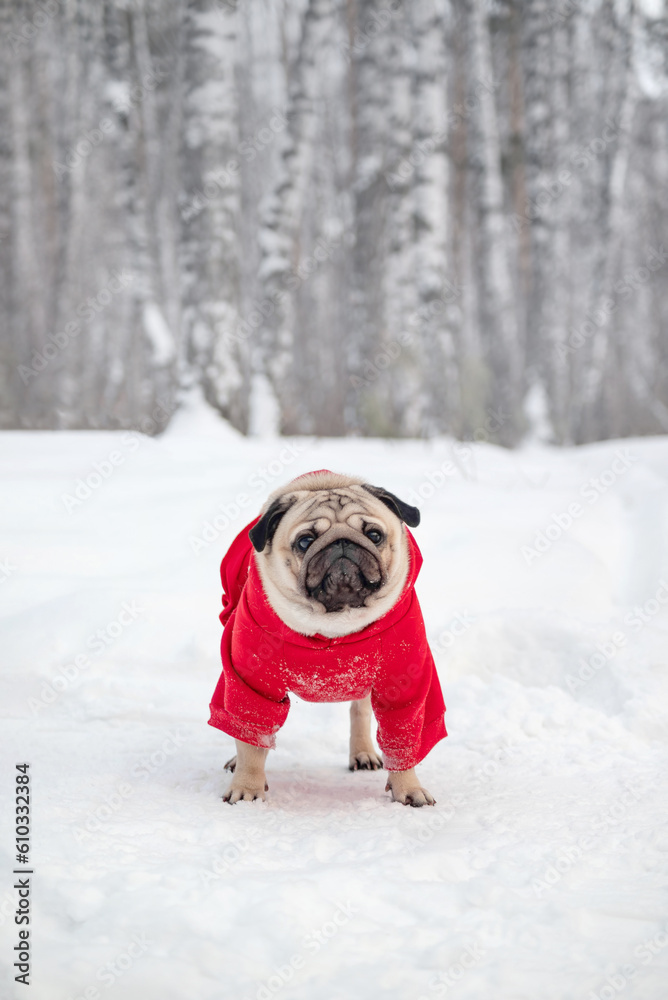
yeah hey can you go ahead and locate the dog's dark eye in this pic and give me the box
[365,529,383,545]
[296,534,315,552]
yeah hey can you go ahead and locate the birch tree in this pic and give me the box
[469,0,521,444]
[409,0,455,436]
[259,0,336,433]
[579,0,639,441]
[343,0,394,434]
[180,0,246,428]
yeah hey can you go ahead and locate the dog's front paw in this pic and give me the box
[349,749,383,771]
[385,771,435,807]
[222,777,268,804]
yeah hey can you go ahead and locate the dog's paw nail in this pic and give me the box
[224,781,267,803]
[407,789,435,807]
[350,751,383,771]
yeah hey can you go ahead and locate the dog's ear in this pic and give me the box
[249,496,296,551]
[362,484,420,528]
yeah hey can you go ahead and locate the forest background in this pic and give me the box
[1,0,667,446]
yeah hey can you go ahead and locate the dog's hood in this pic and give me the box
[262,468,367,508]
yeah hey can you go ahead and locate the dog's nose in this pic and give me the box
[342,538,363,555]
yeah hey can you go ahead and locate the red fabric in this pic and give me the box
[208,517,447,770]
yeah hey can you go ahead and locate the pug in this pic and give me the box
[208,469,447,806]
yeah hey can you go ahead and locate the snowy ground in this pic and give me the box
[1,400,668,1000]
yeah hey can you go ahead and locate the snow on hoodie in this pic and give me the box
[208,516,447,771]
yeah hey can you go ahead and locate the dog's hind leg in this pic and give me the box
[349,695,383,770]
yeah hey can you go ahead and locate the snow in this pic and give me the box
[142,302,176,366]
[248,374,282,438]
[104,80,132,115]
[1,398,668,1000]
[522,381,554,445]
[636,0,666,19]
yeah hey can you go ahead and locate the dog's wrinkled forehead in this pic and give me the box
[248,478,420,552]
[291,486,374,522]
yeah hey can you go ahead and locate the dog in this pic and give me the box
[208,470,447,806]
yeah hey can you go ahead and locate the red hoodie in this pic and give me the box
[208,518,447,770]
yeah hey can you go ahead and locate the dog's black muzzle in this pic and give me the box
[303,537,383,612]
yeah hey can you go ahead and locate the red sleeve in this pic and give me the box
[210,516,292,748]
[370,598,447,771]
[208,603,291,749]
[219,517,260,627]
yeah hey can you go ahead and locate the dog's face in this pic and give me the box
[249,471,420,638]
